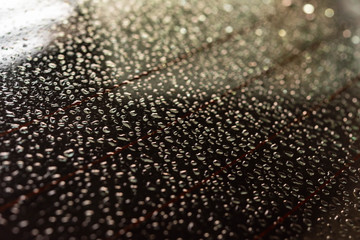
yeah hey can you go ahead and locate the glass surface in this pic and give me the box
[0,0,360,239]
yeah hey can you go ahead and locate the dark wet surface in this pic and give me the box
[1,0,360,239]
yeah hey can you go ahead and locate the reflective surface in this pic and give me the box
[0,0,360,239]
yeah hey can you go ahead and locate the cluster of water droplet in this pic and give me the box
[0,0,360,239]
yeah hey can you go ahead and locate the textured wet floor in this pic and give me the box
[1,0,360,239]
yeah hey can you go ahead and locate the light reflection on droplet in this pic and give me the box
[303,4,315,14]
